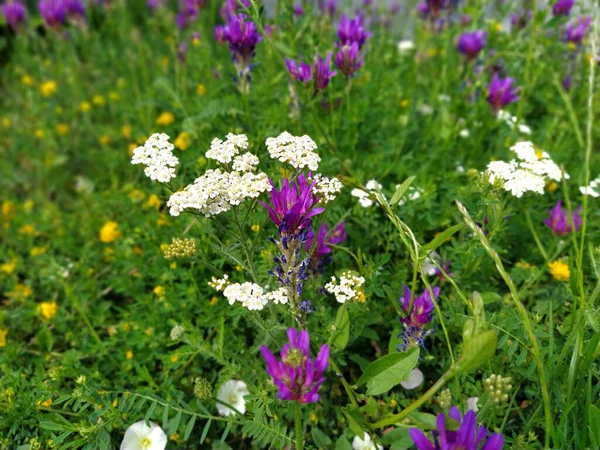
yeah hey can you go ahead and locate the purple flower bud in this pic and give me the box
[39,0,66,27]
[306,222,347,266]
[552,0,574,17]
[217,14,262,65]
[63,0,84,19]
[2,0,26,30]
[487,73,521,111]
[318,0,336,16]
[176,2,198,29]
[544,200,582,236]
[313,52,337,91]
[562,74,573,91]
[565,16,591,45]
[457,30,487,59]
[460,14,471,26]
[293,3,303,16]
[285,58,312,84]
[337,14,371,48]
[177,42,188,63]
[334,42,363,76]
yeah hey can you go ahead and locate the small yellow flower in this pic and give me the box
[169,433,180,443]
[30,246,48,257]
[21,75,34,86]
[80,101,92,112]
[99,221,121,243]
[548,261,570,281]
[121,125,132,138]
[56,123,69,135]
[23,199,34,212]
[547,181,558,192]
[170,354,179,363]
[92,95,106,106]
[153,285,166,297]
[515,261,532,270]
[251,224,260,232]
[40,81,57,97]
[19,224,37,236]
[136,135,148,145]
[400,99,410,108]
[109,91,120,101]
[1,259,17,274]
[427,48,438,57]
[1,117,11,128]
[309,413,318,423]
[112,399,118,407]
[196,83,207,96]
[125,350,134,360]
[358,291,366,303]
[144,327,153,336]
[0,329,7,347]
[132,246,143,256]
[2,201,16,220]
[157,214,170,227]
[161,56,170,68]
[170,262,176,270]
[390,399,397,408]
[99,135,110,145]
[39,302,58,320]
[567,42,577,51]
[146,194,161,210]
[174,131,191,150]
[35,129,45,139]
[156,111,175,126]
[210,296,218,306]
[128,143,138,156]
[9,283,33,298]
[38,398,53,407]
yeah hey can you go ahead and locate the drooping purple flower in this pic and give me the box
[334,42,363,77]
[565,16,591,45]
[410,407,504,450]
[337,14,371,48]
[260,174,325,236]
[417,2,429,18]
[544,200,582,236]
[214,24,226,43]
[286,58,312,84]
[306,222,347,267]
[260,328,330,404]
[2,0,27,30]
[552,0,574,17]
[218,14,262,65]
[487,73,521,111]
[399,285,439,327]
[457,30,487,59]
[313,52,337,91]
[39,0,66,27]
[176,2,198,29]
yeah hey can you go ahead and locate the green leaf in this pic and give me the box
[144,401,157,425]
[335,437,353,450]
[452,329,497,375]
[169,410,182,436]
[183,415,196,441]
[390,176,415,206]
[162,404,169,429]
[589,405,600,448]
[585,309,599,332]
[332,305,350,351]
[200,418,212,443]
[357,348,420,396]
[312,428,333,447]
[341,406,366,437]
[423,224,462,253]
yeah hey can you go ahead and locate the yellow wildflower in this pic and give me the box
[156,111,175,126]
[21,75,34,86]
[153,286,166,297]
[99,221,121,243]
[390,399,397,408]
[515,261,532,270]
[251,224,260,232]
[358,291,366,303]
[23,199,34,212]
[0,329,6,347]
[56,123,69,135]
[169,433,180,443]
[35,129,44,139]
[161,56,170,68]
[400,99,410,108]
[157,214,170,227]
[196,83,207,96]
[30,246,48,257]
[40,81,57,97]
[125,350,134,359]
[128,143,137,156]
[39,398,53,407]
[19,224,36,236]
[2,201,16,220]
[210,296,218,306]
[109,91,120,101]
[146,194,161,210]
[310,413,318,423]
[39,302,58,320]
[547,182,558,192]
[174,131,191,150]
[99,135,110,145]
[170,354,179,363]
[132,246,143,256]
[144,327,153,335]
[112,399,118,407]
[121,125,132,138]
[548,261,570,281]
[80,101,92,112]
[9,284,33,298]
[1,117,10,128]
[1,259,17,274]
[92,95,106,106]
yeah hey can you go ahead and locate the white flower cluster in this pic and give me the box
[205,133,249,164]
[325,272,365,304]
[232,153,259,172]
[396,185,423,205]
[485,141,566,198]
[208,274,230,291]
[580,175,600,198]
[311,174,343,204]
[351,179,381,207]
[266,131,321,171]
[223,283,288,310]
[131,133,179,183]
[497,110,531,135]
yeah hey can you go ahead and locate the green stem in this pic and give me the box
[329,357,359,408]
[524,208,548,261]
[294,402,303,450]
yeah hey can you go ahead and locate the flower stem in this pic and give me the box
[524,208,548,261]
[294,402,303,450]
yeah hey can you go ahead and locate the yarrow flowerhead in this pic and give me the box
[552,0,574,16]
[260,328,329,403]
[2,0,27,30]
[544,200,582,236]
[266,132,320,171]
[222,282,288,310]
[131,133,179,183]
[457,30,487,59]
[325,271,365,303]
[409,406,504,450]
[310,173,343,204]
[205,133,249,164]
[487,74,521,111]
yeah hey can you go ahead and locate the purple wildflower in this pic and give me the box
[63,0,84,19]
[293,3,303,16]
[285,58,312,84]
[147,0,162,10]
[313,52,337,91]
[337,14,371,48]
[214,24,226,43]
[510,9,532,31]
[562,74,573,91]
[544,201,582,236]
[318,0,336,16]
[260,174,325,237]
[177,42,188,64]
[457,30,487,59]
[410,406,504,450]
[218,14,262,65]
[335,42,363,77]
[176,2,198,29]
[460,14,471,26]
[306,222,347,267]
[260,328,330,404]
[552,0,574,17]
[2,0,27,30]
[487,74,521,111]
[39,0,66,27]
[222,0,250,17]
[417,2,429,18]
[397,285,439,351]
[565,16,591,45]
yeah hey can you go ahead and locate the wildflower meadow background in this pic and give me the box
[1,0,600,448]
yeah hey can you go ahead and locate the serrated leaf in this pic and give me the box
[390,176,415,206]
[332,306,350,351]
[423,224,462,253]
[357,348,419,396]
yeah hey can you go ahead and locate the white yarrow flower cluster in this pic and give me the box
[205,133,249,164]
[264,288,289,304]
[232,152,259,172]
[222,283,288,310]
[208,274,230,291]
[485,141,566,198]
[325,272,365,304]
[497,110,531,135]
[580,175,600,197]
[311,174,343,204]
[131,133,179,183]
[266,131,321,171]
[351,179,382,207]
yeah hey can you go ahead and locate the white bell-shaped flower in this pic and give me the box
[120,420,167,450]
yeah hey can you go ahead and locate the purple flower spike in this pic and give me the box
[2,0,27,30]
[313,52,337,91]
[457,30,486,59]
[286,58,312,85]
[293,4,303,16]
[544,200,582,236]
[39,0,66,27]
[306,222,347,266]
[337,14,371,48]
[553,0,574,17]
[260,328,330,404]
[410,407,504,450]
[318,0,336,16]
[565,16,591,45]
[63,0,84,19]
[260,174,325,237]
[400,285,439,327]
[176,2,198,29]
[218,14,262,65]
[335,42,363,77]
[487,73,520,111]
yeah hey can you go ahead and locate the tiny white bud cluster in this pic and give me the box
[205,133,249,164]
[484,374,513,404]
[497,110,531,135]
[311,174,343,204]
[266,131,321,171]
[170,325,185,341]
[325,271,365,304]
[131,133,179,183]
[222,283,289,310]
[232,153,259,172]
[485,141,566,198]
[351,179,382,208]
[395,185,423,206]
[580,175,600,198]
[264,288,289,305]
[208,274,230,291]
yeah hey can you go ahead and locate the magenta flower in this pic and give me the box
[410,407,504,450]
[260,174,325,236]
[306,222,347,266]
[565,16,591,45]
[487,74,521,111]
[544,200,582,236]
[457,30,486,59]
[552,0,574,16]
[38,0,66,27]
[260,328,329,403]
[400,285,439,327]
[2,0,27,30]
[335,42,364,76]
[293,3,303,16]
[285,58,312,85]
[337,14,371,48]
[313,52,337,91]
[176,2,198,29]
[217,14,262,65]
[318,0,336,16]
[63,0,84,19]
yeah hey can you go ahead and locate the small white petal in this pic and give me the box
[400,368,424,390]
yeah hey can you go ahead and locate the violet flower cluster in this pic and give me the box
[334,14,371,77]
[552,0,574,17]
[1,0,27,30]
[487,74,521,111]
[286,53,337,92]
[410,406,504,450]
[457,30,486,60]
[306,222,347,271]
[38,0,85,28]
[176,0,201,29]
[397,285,439,351]
[261,328,329,404]
[544,200,582,236]
[564,16,591,45]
